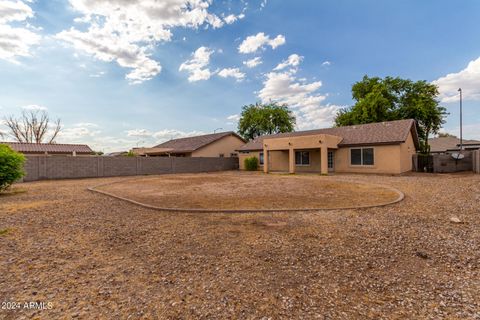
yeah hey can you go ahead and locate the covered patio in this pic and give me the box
[262,134,342,175]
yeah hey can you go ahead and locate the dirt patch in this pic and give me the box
[94,172,402,211]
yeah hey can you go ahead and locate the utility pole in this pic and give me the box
[458,88,463,151]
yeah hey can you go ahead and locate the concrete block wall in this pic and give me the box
[23,156,239,182]
[432,151,473,173]
[473,150,480,174]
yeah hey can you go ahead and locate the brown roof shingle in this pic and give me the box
[1,142,94,154]
[153,131,245,153]
[428,136,480,153]
[238,119,418,151]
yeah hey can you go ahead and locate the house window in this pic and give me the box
[328,151,334,169]
[295,151,310,166]
[219,153,224,158]
[259,152,264,165]
[230,153,238,157]
[350,148,374,166]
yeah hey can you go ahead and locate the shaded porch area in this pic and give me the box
[262,133,342,175]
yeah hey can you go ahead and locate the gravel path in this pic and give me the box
[0,172,479,319]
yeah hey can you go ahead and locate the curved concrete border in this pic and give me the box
[87,176,404,213]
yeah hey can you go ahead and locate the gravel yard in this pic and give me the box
[93,172,402,211]
[0,172,479,319]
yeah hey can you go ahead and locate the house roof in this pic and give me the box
[428,136,480,153]
[1,142,94,154]
[152,131,246,153]
[238,119,418,151]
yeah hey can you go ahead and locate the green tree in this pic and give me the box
[238,102,296,140]
[335,76,447,153]
[0,144,25,192]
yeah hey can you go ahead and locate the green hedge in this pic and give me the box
[244,156,259,171]
[0,144,25,192]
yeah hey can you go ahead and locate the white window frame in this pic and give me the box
[350,147,375,166]
[295,151,310,166]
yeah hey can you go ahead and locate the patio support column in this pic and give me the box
[263,146,269,173]
[320,146,328,175]
[289,147,295,174]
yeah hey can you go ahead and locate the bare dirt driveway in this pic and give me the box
[0,172,479,319]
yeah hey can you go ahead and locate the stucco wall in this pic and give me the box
[23,156,239,182]
[400,131,416,172]
[334,144,402,174]
[192,135,245,157]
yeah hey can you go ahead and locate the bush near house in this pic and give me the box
[244,157,259,171]
[0,144,25,192]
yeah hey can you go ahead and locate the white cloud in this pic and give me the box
[58,123,102,144]
[322,61,331,67]
[238,32,286,54]
[258,65,341,130]
[217,67,245,81]
[126,129,152,137]
[226,114,240,125]
[274,54,303,71]
[89,71,106,78]
[243,57,262,68]
[0,0,33,23]
[57,26,161,84]
[152,129,204,143]
[433,57,480,102]
[0,0,40,62]
[57,0,228,83]
[21,104,47,111]
[224,13,245,24]
[179,46,213,82]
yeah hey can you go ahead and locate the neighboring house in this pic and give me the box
[133,131,246,157]
[237,119,419,175]
[428,136,480,154]
[1,142,94,156]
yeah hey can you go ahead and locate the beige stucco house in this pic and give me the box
[238,119,419,175]
[133,131,246,158]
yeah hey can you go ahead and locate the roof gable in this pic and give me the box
[153,131,245,153]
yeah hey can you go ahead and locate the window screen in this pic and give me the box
[259,152,264,165]
[295,151,309,165]
[351,149,362,165]
[362,148,374,165]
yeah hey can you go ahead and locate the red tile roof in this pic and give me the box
[1,142,94,154]
[238,119,418,151]
[153,131,245,153]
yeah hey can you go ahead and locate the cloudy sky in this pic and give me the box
[0,0,479,152]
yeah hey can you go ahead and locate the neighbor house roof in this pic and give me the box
[152,131,246,153]
[428,136,480,153]
[238,119,418,151]
[1,142,94,154]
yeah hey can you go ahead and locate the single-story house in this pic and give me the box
[428,136,480,154]
[237,119,419,175]
[133,131,246,158]
[1,142,94,156]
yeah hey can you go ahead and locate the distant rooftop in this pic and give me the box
[153,131,245,153]
[429,136,480,153]
[1,142,94,154]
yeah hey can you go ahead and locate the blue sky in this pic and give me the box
[0,0,479,152]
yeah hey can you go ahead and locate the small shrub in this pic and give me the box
[125,150,136,157]
[0,144,25,192]
[244,156,259,171]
